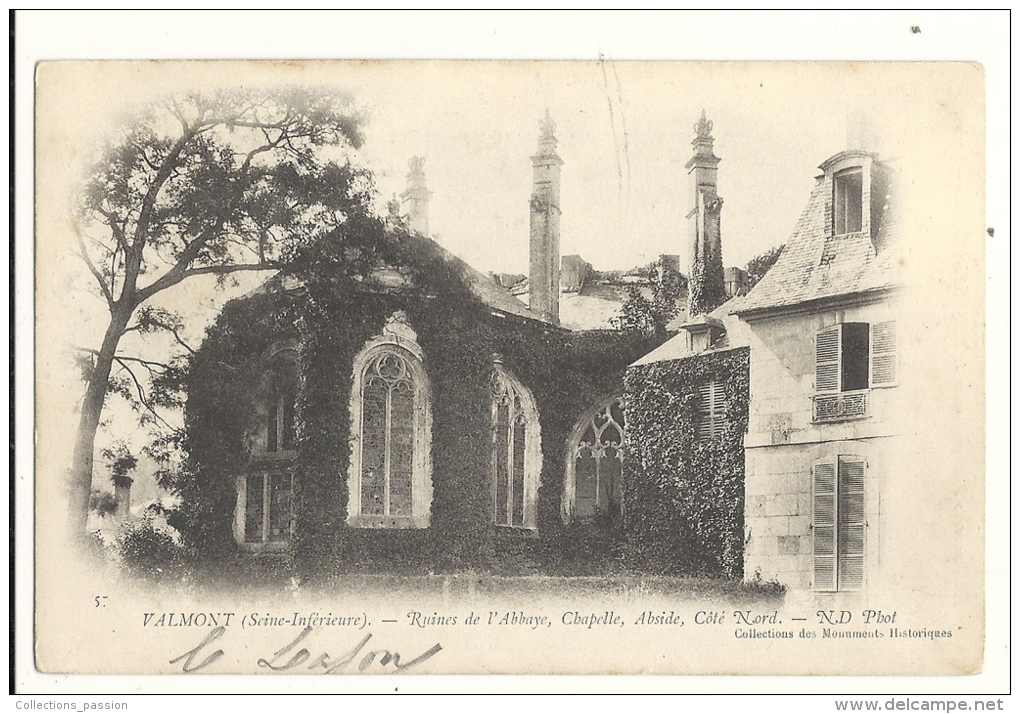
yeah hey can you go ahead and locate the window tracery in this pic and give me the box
[348,313,432,529]
[491,364,541,530]
[562,396,626,524]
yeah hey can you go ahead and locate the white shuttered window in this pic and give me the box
[813,456,866,591]
[815,327,841,393]
[870,321,897,386]
[697,381,727,440]
[815,321,897,392]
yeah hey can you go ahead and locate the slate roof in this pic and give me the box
[735,164,900,317]
[242,237,552,326]
[432,242,552,325]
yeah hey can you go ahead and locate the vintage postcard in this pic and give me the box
[30,55,989,681]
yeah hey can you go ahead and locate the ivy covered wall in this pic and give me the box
[174,232,663,581]
[623,347,750,578]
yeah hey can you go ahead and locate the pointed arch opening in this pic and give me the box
[562,395,626,525]
[348,313,432,529]
[490,364,542,531]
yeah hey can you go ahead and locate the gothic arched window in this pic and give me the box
[348,313,432,529]
[562,396,626,525]
[491,365,541,530]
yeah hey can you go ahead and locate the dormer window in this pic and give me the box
[819,151,885,242]
[833,168,863,235]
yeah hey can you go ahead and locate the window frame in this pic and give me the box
[815,322,899,393]
[235,343,300,550]
[234,468,295,551]
[561,394,626,525]
[833,167,864,236]
[813,321,897,422]
[266,380,297,454]
[347,315,433,530]
[254,344,300,461]
[812,455,867,592]
[815,323,874,395]
[490,364,542,532]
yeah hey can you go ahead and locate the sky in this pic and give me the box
[320,61,912,275]
[40,61,945,284]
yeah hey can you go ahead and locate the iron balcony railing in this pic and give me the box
[812,389,869,422]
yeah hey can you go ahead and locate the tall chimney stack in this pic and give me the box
[401,156,431,236]
[529,110,563,325]
[846,109,879,154]
[686,110,726,316]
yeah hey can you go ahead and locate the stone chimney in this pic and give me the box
[529,110,563,325]
[401,156,431,236]
[846,109,880,153]
[685,110,726,316]
[724,266,749,297]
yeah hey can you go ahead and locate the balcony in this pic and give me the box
[812,390,868,423]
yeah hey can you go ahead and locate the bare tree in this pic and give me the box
[69,87,371,538]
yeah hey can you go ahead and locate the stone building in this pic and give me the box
[733,149,900,592]
[180,114,666,576]
[625,131,902,591]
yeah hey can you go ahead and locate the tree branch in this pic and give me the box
[75,227,114,308]
[165,325,197,355]
[74,347,172,373]
[96,205,131,253]
[124,319,198,355]
[121,128,200,302]
[112,358,178,433]
[134,260,282,303]
[181,262,283,279]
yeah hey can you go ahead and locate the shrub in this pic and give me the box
[89,489,118,518]
[116,518,184,582]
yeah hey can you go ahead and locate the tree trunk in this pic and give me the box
[66,307,133,540]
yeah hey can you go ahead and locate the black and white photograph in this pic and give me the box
[14,10,1007,698]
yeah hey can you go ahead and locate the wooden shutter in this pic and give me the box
[697,381,726,440]
[815,326,841,392]
[812,462,837,590]
[712,382,726,435]
[697,382,714,440]
[870,321,897,386]
[837,457,866,590]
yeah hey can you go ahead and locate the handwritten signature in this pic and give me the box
[169,626,442,674]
